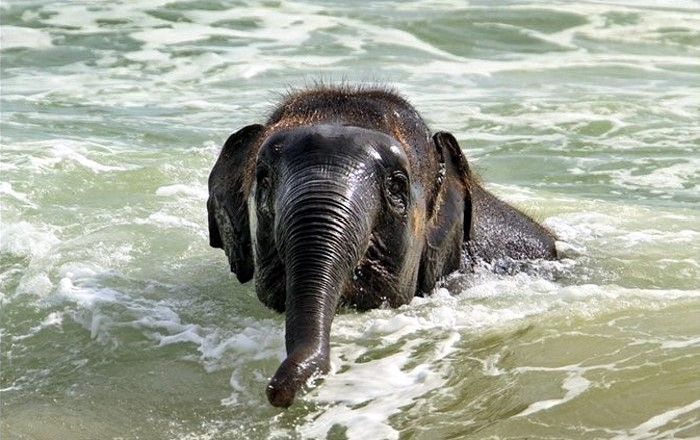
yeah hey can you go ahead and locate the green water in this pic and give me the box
[1,1,699,439]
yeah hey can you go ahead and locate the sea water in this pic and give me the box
[1,1,699,439]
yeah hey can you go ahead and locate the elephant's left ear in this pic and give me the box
[432,131,472,240]
[207,123,264,283]
[417,131,473,292]
[433,132,470,184]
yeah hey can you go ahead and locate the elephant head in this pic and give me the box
[207,86,558,407]
[208,120,472,407]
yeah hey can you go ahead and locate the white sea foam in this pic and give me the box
[410,51,700,79]
[619,229,699,246]
[544,212,621,243]
[0,25,53,49]
[300,335,459,440]
[612,399,700,440]
[481,353,505,376]
[516,370,592,417]
[155,184,208,199]
[610,160,700,190]
[285,277,700,438]
[0,221,60,260]
[144,211,202,232]
[15,273,54,297]
[57,275,120,309]
[49,142,127,173]
[51,265,199,347]
[660,336,700,349]
[0,182,37,208]
[12,311,64,341]
[3,139,129,174]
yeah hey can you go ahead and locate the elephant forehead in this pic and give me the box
[263,124,403,159]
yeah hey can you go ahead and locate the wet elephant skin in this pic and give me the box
[207,86,557,407]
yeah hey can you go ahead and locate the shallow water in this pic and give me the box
[1,1,699,439]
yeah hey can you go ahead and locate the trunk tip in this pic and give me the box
[266,357,306,408]
[266,381,296,407]
[265,350,330,407]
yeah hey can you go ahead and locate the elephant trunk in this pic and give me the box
[266,168,375,407]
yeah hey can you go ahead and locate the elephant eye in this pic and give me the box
[386,172,409,214]
[388,174,406,194]
[388,173,407,195]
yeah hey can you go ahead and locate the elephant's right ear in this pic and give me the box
[207,124,264,283]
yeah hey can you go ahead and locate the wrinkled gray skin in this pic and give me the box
[207,87,557,407]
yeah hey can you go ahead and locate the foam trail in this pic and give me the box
[613,399,700,440]
[155,184,208,199]
[515,370,591,417]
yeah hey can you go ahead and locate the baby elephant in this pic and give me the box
[207,86,556,407]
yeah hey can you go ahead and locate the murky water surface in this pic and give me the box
[1,1,699,438]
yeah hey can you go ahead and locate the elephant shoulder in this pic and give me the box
[468,184,557,262]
